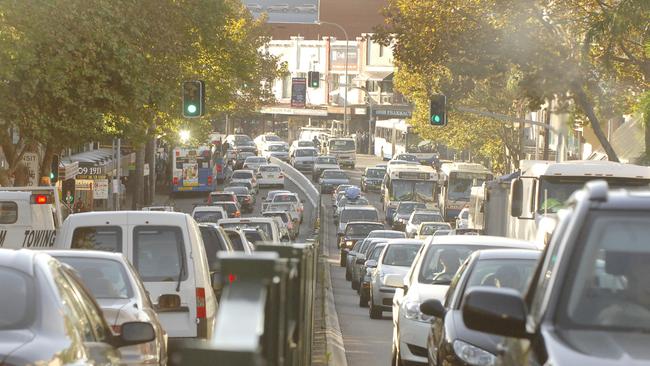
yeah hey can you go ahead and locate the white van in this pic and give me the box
[55,211,217,339]
[0,187,63,249]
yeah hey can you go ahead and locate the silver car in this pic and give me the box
[47,250,168,365]
[369,239,423,319]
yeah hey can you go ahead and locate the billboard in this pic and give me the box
[291,78,307,108]
[245,0,319,24]
[330,45,358,71]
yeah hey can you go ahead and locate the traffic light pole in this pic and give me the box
[455,106,566,163]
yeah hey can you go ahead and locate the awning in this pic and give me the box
[354,70,394,82]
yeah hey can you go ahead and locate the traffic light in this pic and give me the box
[50,155,59,184]
[430,94,447,126]
[308,71,320,88]
[62,179,75,204]
[182,80,205,118]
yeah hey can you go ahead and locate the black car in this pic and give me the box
[339,221,385,266]
[0,249,155,365]
[392,201,427,230]
[224,185,255,213]
[421,249,540,366]
[361,167,386,192]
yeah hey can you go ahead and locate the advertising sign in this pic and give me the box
[94,179,109,200]
[182,162,199,186]
[21,153,39,187]
[245,0,319,24]
[291,77,307,108]
[330,46,358,71]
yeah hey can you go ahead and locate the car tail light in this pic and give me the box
[278,173,284,178]
[111,325,121,334]
[216,164,223,173]
[31,194,50,204]
[173,177,179,185]
[235,211,241,217]
[196,288,206,319]
[208,176,213,185]
[228,274,237,283]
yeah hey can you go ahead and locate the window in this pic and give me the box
[51,264,95,341]
[0,266,34,329]
[133,226,186,282]
[461,258,538,304]
[382,244,421,267]
[345,223,384,237]
[55,257,133,299]
[71,226,122,252]
[0,202,18,224]
[193,211,224,223]
[418,245,483,284]
[226,231,246,251]
[379,44,384,57]
[282,75,292,98]
[61,268,109,342]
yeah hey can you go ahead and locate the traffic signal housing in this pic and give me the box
[308,71,320,88]
[50,155,59,184]
[430,94,447,126]
[182,80,205,118]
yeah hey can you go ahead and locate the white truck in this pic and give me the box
[326,137,356,168]
[473,160,650,245]
[0,186,64,249]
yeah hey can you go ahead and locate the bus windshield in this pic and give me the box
[390,180,435,202]
[447,172,490,201]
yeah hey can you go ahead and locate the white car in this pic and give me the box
[289,140,315,158]
[312,155,340,180]
[456,207,470,229]
[217,217,284,244]
[291,147,318,172]
[264,202,301,226]
[388,235,538,365]
[257,164,285,188]
[262,189,290,211]
[405,210,444,238]
[254,133,283,153]
[415,221,452,239]
[47,250,168,366]
[192,205,227,224]
[369,239,424,319]
[262,142,290,162]
[142,205,174,212]
[270,192,304,221]
[242,156,267,171]
[230,169,258,193]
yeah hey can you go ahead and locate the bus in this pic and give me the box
[438,162,493,221]
[374,119,437,164]
[171,146,216,194]
[381,164,439,223]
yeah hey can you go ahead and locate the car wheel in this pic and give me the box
[369,294,382,319]
[359,290,368,307]
[351,279,359,291]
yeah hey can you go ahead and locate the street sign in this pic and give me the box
[373,106,413,118]
[21,153,39,187]
[291,77,307,108]
[245,0,320,24]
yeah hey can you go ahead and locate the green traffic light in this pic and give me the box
[432,115,441,123]
[49,172,54,179]
[187,104,197,114]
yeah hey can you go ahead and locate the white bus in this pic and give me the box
[381,164,439,222]
[374,119,437,164]
[439,162,493,221]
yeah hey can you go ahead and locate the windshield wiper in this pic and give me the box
[176,248,186,292]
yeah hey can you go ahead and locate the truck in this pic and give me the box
[474,160,650,245]
[0,186,64,249]
[326,137,356,168]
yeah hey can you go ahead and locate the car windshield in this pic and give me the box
[56,257,133,299]
[395,154,417,162]
[267,191,289,200]
[340,209,379,223]
[317,157,337,164]
[225,186,249,195]
[341,197,370,207]
[211,193,235,202]
[232,171,253,179]
[230,181,252,190]
[267,203,294,212]
[215,203,238,214]
[194,211,225,223]
[366,169,385,178]
[298,141,314,147]
[391,180,435,202]
[323,170,347,179]
[71,226,122,252]
[382,244,421,266]
[411,213,443,224]
[296,149,316,157]
[367,231,406,239]
[0,266,34,330]
[420,223,451,235]
[346,223,384,236]
[234,135,252,143]
[559,213,650,332]
[397,202,426,214]
[419,245,484,284]
[463,258,538,299]
[273,194,298,203]
[260,165,281,172]
[268,144,287,151]
[265,135,282,141]
[329,139,355,151]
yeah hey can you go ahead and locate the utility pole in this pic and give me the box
[319,21,349,135]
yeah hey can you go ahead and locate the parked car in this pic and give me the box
[361,166,386,192]
[369,239,424,319]
[245,3,263,12]
[257,164,285,188]
[405,209,445,238]
[389,235,538,366]
[223,185,255,213]
[319,169,350,194]
[339,221,386,266]
[55,211,219,339]
[422,249,541,366]
[290,147,318,172]
[0,249,156,366]
[392,201,427,230]
[47,250,168,366]
[192,205,227,224]
[242,156,267,171]
[415,222,452,239]
[312,155,340,180]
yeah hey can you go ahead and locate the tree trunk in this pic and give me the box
[644,109,650,165]
[543,108,550,161]
[146,129,156,205]
[572,85,619,162]
[39,143,55,185]
[133,145,145,209]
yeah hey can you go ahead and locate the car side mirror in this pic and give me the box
[420,299,446,318]
[462,287,528,339]
[117,321,156,347]
[355,254,367,264]
[382,273,405,288]
[365,259,377,268]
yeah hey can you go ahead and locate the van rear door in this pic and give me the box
[128,216,197,338]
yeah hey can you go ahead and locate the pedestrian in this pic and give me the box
[222,141,230,156]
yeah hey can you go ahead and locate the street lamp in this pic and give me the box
[318,21,349,135]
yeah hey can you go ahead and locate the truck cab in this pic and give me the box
[327,138,356,168]
[0,187,63,249]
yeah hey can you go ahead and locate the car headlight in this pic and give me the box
[452,340,496,366]
[345,240,354,247]
[403,300,433,322]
